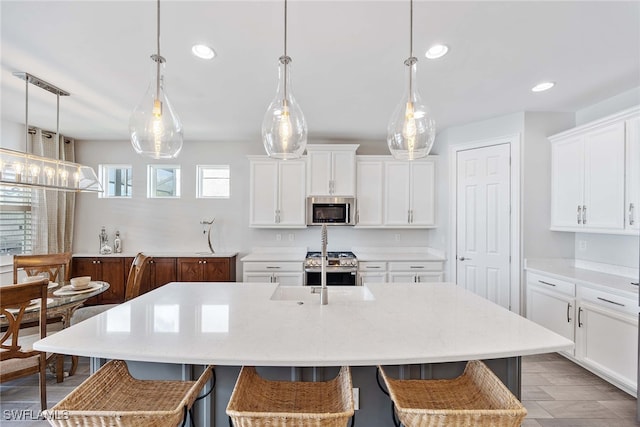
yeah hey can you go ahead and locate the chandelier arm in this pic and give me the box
[24,75,29,153]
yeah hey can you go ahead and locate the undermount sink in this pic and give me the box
[270,286,375,303]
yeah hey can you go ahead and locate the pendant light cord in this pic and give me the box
[406,0,415,97]
[156,0,161,100]
[282,0,288,100]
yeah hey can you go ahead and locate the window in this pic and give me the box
[99,164,132,198]
[197,165,230,198]
[0,184,32,255]
[147,165,181,198]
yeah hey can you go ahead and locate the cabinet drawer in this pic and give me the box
[388,261,443,272]
[358,262,386,271]
[527,272,575,297]
[579,287,639,316]
[243,262,302,272]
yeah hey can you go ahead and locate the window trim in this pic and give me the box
[196,165,231,199]
[98,164,133,198]
[147,164,181,198]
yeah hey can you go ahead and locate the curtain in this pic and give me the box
[30,128,76,254]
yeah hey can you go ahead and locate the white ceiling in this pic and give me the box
[1,1,639,143]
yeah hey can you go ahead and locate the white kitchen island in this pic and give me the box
[35,282,572,426]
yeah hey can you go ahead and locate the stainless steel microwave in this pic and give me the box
[306,196,356,226]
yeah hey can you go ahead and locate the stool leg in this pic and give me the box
[69,355,79,376]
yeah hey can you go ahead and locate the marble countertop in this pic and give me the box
[354,252,445,262]
[35,282,572,366]
[525,258,638,299]
[240,247,446,263]
[73,252,238,258]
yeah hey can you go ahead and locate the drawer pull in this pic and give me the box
[596,297,625,307]
[410,266,425,269]
[567,302,572,323]
[366,266,381,269]
[538,280,556,287]
[578,307,583,327]
[266,266,281,269]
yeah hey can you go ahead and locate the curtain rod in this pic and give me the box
[27,127,72,143]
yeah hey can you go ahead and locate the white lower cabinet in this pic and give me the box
[576,288,638,395]
[242,262,304,286]
[526,270,638,396]
[525,273,575,357]
[388,261,444,284]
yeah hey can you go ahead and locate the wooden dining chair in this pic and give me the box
[12,252,72,383]
[12,252,72,284]
[0,278,50,411]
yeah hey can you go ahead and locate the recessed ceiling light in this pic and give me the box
[191,44,216,60]
[531,81,555,92]
[425,44,449,59]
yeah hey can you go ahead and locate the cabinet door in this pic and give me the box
[177,258,203,281]
[626,116,640,231]
[149,257,177,290]
[202,258,232,281]
[551,136,584,229]
[410,161,436,226]
[384,162,411,226]
[278,161,306,226]
[250,161,279,226]
[416,272,444,283]
[583,122,625,230]
[576,301,638,393]
[526,286,575,356]
[332,151,356,196]
[356,160,384,226]
[96,257,126,304]
[388,272,417,283]
[358,272,386,286]
[243,272,274,283]
[274,272,304,286]
[307,151,332,195]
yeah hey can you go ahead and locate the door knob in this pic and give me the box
[458,256,471,261]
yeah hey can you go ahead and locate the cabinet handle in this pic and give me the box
[458,257,472,261]
[538,280,556,287]
[266,266,281,269]
[96,260,101,264]
[577,205,582,224]
[416,275,421,283]
[567,302,572,323]
[582,205,587,224]
[630,203,635,226]
[411,210,414,223]
[408,210,411,224]
[410,266,425,269]
[203,260,207,264]
[596,296,625,307]
[366,266,381,269]
[578,307,583,327]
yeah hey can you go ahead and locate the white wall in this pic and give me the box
[1,120,25,150]
[73,138,432,275]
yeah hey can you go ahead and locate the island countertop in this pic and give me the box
[34,282,572,367]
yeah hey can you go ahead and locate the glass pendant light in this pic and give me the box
[129,0,183,159]
[262,0,307,160]
[387,0,436,161]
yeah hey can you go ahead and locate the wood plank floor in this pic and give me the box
[1,353,638,426]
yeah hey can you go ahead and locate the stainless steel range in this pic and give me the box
[304,251,358,286]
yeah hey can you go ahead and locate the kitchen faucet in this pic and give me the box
[320,224,328,305]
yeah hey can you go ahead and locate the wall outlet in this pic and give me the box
[352,387,359,410]
[394,234,401,242]
[288,233,295,241]
[276,233,282,241]
[578,240,587,251]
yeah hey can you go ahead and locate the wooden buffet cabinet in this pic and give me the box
[72,254,237,305]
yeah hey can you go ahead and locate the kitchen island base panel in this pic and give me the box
[111,358,521,427]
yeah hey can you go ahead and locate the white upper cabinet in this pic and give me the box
[625,116,640,231]
[550,107,639,234]
[384,159,436,227]
[355,157,384,226]
[249,157,306,228]
[306,144,358,196]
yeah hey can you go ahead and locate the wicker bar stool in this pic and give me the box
[377,360,526,427]
[227,366,355,427]
[43,360,215,427]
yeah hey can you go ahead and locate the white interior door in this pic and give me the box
[456,143,511,308]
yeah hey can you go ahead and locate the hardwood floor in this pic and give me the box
[0,353,638,426]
